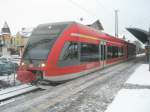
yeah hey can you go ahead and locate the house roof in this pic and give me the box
[1,21,11,34]
[87,20,104,31]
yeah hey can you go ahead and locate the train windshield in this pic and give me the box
[23,23,68,61]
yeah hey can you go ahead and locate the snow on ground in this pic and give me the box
[0,74,17,83]
[0,74,20,89]
[126,64,150,85]
[105,89,150,112]
[0,74,16,81]
[105,63,150,112]
[136,53,145,57]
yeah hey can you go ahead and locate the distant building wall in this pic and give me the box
[0,22,31,56]
[14,32,29,55]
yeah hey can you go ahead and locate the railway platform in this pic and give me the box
[0,54,148,112]
[105,56,150,112]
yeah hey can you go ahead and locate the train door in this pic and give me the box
[100,41,107,68]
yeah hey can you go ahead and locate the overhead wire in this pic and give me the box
[94,0,114,15]
[66,0,116,36]
[66,0,99,20]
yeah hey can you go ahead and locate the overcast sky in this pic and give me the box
[0,0,150,41]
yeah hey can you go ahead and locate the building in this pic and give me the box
[0,21,33,56]
[0,21,12,56]
[87,20,104,31]
[11,27,33,56]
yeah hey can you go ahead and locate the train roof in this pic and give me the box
[33,21,134,45]
[30,21,74,37]
[71,22,127,44]
[37,21,75,28]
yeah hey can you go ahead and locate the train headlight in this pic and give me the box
[21,62,25,66]
[41,63,46,67]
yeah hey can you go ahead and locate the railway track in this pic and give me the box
[0,84,39,106]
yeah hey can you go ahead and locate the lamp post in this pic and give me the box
[115,9,119,37]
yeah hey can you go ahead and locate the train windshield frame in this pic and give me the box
[23,23,69,61]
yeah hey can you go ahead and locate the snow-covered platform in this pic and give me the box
[105,64,150,112]
[126,64,150,85]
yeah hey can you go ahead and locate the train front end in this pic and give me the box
[17,22,69,84]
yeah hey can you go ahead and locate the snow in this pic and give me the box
[0,99,15,106]
[0,84,30,95]
[0,74,16,84]
[126,64,150,86]
[136,53,145,57]
[0,84,38,101]
[105,89,150,112]
[105,63,150,112]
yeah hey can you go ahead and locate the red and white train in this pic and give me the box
[17,22,136,84]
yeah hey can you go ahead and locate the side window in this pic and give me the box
[58,42,79,67]
[107,46,112,59]
[101,45,104,60]
[118,47,124,57]
[104,45,106,60]
[101,44,106,60]
[112,46,118,58]
[107,45,125,59]
[121,47,124,56]
[80,43,99,62]
[127,44,136,57]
